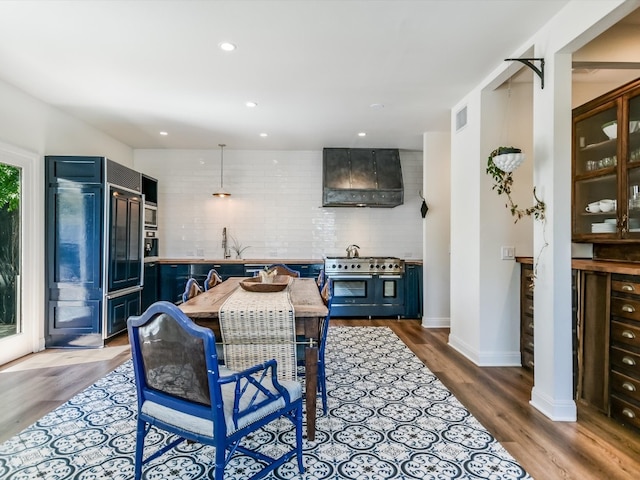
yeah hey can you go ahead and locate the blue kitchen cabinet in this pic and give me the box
[46,156,144,346]
[404,263,423,318]
[288,263,324,278]
[159,264,190,303]
[141,262,159,310]
[107,291,141,337]
[46,157,104,347]
[207,263,245,280]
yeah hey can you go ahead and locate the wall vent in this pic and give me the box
[455,106,467,132]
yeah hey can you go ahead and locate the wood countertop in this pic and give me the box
[158,258,324,264]
[516,256,640,275]
[156,258,424,265]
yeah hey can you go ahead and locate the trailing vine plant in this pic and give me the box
[486,147,548,286]
[486,147,546,222]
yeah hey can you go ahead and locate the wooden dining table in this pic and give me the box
[179,276,328,441]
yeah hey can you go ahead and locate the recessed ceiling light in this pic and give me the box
[358,132,367,137]
[159,131,168,136]
[370,103,384,109]
[219,42,236,52]
[246,101,258,108]
[260,133,268,137]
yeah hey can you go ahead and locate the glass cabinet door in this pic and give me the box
[573,102,620,238]
[624,92,640,238]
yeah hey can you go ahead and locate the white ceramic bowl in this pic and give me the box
[602,121,617,139]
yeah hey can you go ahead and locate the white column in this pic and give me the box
[530,52,576,421]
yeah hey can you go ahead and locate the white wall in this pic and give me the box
[449,0,639,421]
[422,132,451,327]
[0,77,134,360]
[134,149,423,260]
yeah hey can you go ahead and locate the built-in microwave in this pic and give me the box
[144,204,157,229]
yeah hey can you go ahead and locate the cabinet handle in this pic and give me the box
[528,305,534,311]
[622,356,637,366]
[527,360,535,368]
[622,408,636,419]
[622,284,635,292]
[622,330,637,339]
[622,382,637,392]
[528,322,534,329]
[527,341,534,349]
[622,304,636,313]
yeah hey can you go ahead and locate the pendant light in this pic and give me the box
[213,143,231,197]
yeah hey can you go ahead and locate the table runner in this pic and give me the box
[218,284,297,381]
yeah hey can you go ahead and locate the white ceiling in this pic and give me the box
[0,0,576,151]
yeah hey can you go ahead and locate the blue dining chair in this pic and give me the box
[267,263,301,277]
[316,268,325,291]
[204,268,222,291]
[127,301,304,480]
[296,277,332,415]
[181,277,202,303]
[317,278,332,414]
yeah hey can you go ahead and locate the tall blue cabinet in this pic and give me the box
[45,156,143,347]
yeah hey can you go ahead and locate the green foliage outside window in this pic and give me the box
[0,163,20,331]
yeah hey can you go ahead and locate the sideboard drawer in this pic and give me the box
[521,349,535,370]
[611,346,640,376]
[611,321,640,349]
[610,395,640,430]
[612,279,640,295]
[611,370,640,403]
[611,296,640,321]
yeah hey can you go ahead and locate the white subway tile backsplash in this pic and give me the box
[135,149,423,260]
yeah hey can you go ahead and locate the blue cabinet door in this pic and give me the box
[141,262,159,310]
[107,291,141,337]
[404,264,423,318]
[46,179,104,347]
[159,264,190,303]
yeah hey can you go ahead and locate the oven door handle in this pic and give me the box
[331,275,373,279]
[379,275,402,279]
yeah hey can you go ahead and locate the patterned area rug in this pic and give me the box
[0,327,532,479]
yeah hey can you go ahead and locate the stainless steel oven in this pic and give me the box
[144,204,157,229]
[325,257,405,318]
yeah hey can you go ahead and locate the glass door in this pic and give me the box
[0,141,39,366]
[0,162,20,340]
[573,101,620,239]
[623,91,640,238]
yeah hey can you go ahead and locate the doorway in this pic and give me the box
[0,141,41,366]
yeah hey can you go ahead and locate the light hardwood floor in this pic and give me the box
[1,319,639,479]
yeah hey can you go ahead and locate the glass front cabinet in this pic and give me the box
[573,78,640,242]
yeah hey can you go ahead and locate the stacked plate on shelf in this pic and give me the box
[591,219,616,233]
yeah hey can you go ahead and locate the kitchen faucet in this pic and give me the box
[346,244,360,258]
[222,227,231,259]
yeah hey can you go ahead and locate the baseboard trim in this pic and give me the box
[421,317,450,328]
[530,386,577,421]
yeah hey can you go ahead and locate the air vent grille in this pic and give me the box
[456,106,468,132]
[107,159,141,192]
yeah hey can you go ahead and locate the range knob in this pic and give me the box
[381,265,386,270]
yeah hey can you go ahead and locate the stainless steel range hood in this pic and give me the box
[322,148,404,207]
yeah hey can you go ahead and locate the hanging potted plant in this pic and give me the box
[486,146,547,287]
[486,146,545,222]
